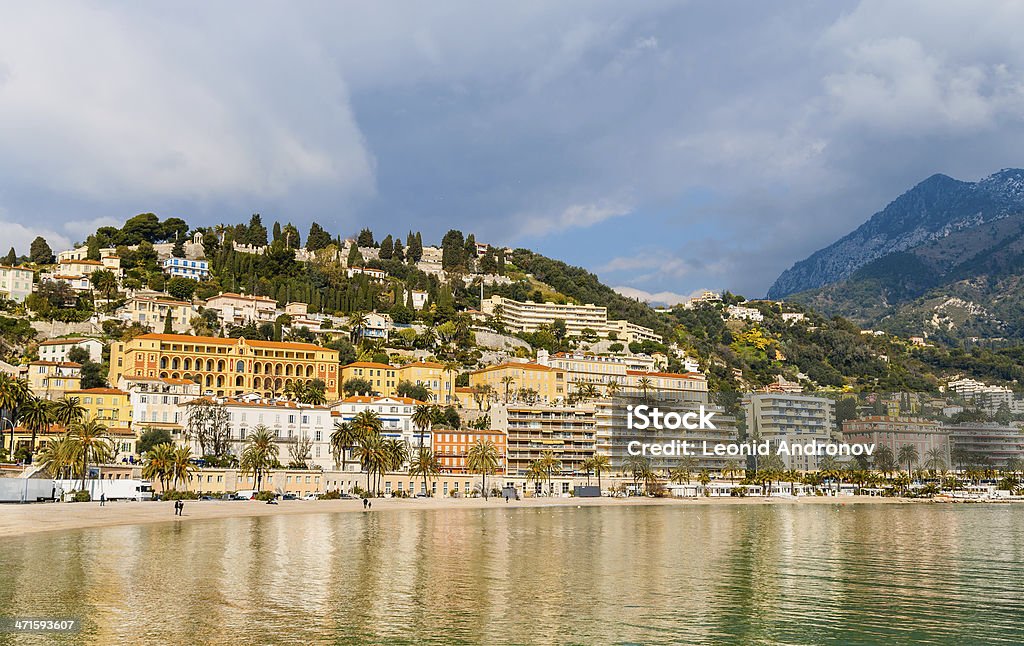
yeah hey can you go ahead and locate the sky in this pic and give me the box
[3,1,1024,302]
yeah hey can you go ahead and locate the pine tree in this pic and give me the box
[247,214,268,247]
[393,236,405,262]
[306,222,332,251]
[29,236,53,265]
[379,235,394,260]
[347,243,364,267]
[86,236,101,261]
[171,237,186,258]
[441,230,466,270]
[163,310,174,334]
[273,221,282,242]
[357,228,375,247]
[407,231,423,263]
[2,247,16,266]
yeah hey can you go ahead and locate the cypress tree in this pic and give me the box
[379,235,394,260]
[393,237,405,262]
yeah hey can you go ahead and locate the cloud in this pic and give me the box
[0,221,71,256]
[612,286,703,306]
[517,202,632,237]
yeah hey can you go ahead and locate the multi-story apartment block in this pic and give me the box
[594,395,738,472]
[621,370,709,402]
[37,337,103,364]
[842,416,949,468]
[469,362,567,404]
[119,294,196,333]
[341,362,398,397]
[746,394,836,471]
[490,403,595,478]
[538,350,628,395]
[334,395,431,455]
[120,376,202,438]
[397,360,457,404]
[345,266,387,281]
[0,265,34,303]
[944,422,1024,469]
[181,397,335,468]
[108,333,341,400]
[204,292,278,326]
[480,295,662,343]
[163,257,209,280]
[432,428,507,474]
[26,361,82,400]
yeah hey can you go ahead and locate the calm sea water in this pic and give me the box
[0,504,1022,645]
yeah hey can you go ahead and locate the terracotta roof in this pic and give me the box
[130,296,190,306]
[399,361,444,369]
[0,265,33,272]
[342,361,394,369]
[206,292,277,303]
[626,370,704,379]
[39,338,91,346]
[28,361,82,368]
[66,388,127,395]
[129,334,337,353]
[337,395,426,405]
[471,362,560,374]
[60,259,103,266]
[182,396,328,410]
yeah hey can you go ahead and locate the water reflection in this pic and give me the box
[1,505,1022,644]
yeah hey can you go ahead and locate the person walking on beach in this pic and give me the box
[99,493,105,507]
[362,497,368,510]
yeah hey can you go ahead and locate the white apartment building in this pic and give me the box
[746,393,837,471]
[480,295,661,343]
[947,378,1017,413]
[332,396,430,454]
[38,337,103,364]
[121,376,202,436]
[0,265,34,303]
[163,257,209,280]
[944,422,1024,469]
[119,294,196,333]
[346,266,387,281]
[180,397,335,469]
[726,304,764,322]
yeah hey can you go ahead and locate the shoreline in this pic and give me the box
[0,494,940,538]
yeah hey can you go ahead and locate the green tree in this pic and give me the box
[306,222,333,251]
[142,442,175,492]
[441,229,466,270]
[408,447,440,496]
[240,425,279,491]
[357,228,375,247]
[378,235,394,260]
[330,421,360,476]
[29,236,54,265]
[3,247,16,266]
[69,418,113,489]
[166,276,197,301]
[467,439,500,498]
[246,214,268,247]
[17,395,53,460]
[347,243,364,267]
[137,427,173,455]
[897,444,919,477]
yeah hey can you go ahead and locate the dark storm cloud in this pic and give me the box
[2,1,1023,298]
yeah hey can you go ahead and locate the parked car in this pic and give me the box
[302,493,319,501]
[281,493,297,500]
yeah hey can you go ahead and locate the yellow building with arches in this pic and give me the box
[108,333,340,400]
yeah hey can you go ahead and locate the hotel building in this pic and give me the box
[120,376,202,438]
[842,416,950,468]
[480,295,661,343]
[109,333,341,400]
[204,292,278,326]
[397,360,457,404]
[119,293,196,333]
[944,422,1024,468]
[26,361,82,400]
[341,362,398,397]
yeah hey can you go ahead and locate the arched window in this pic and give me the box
[171,358,180,370]
[236,360,244,373]
[183,358,192,371]
[159,357,168,369]
[217,359,225,372]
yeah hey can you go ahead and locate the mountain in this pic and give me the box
[768,169,1024,298]
[773,169,1024,341]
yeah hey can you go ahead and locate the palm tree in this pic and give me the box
[605,380,620,398]
[350,409,383,439]
[412,404,433,450]
[873,445,896,478]
[924,447,946,475]
[51,396,86,428]
[581,456,595,486]
[591,454,610,494]
[723,458,744,483]
[240,425,279,492]
[0,374,29,455]
[352,433,386,494]
[467,439,500,499]
[384,438,410,474]
[526,460,546,496]
[897,444,919,479]
[500,375,515,402]
[69,418,113,490]
[172,445,197,490]
[143,442,176,492]
[90,269,119,303]
[408,447,441,496]
[330,421,360,474]
[637,377,653,400]
[623,455,649,495]
[282,381,303,401]
[38,433,78,479]
[300,382,327,405]
[442,361,460,405]
[347,311,369,344]
[18,395,53,460]
[536,450,561,496]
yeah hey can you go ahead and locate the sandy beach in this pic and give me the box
[0,495,922,538]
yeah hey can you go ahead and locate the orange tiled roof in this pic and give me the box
[342,361,394,369]
[626,370,704,379]
[471,362,559,374]
[28,361,82,368]
[338,395,426,405]
[66,388,127,395]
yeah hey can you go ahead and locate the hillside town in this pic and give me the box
[1,214,1024,502]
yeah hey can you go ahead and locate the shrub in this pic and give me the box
[160,490,199,500]
[71,490,91,503]
[319,489,342,500]
[254,491,277,501]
